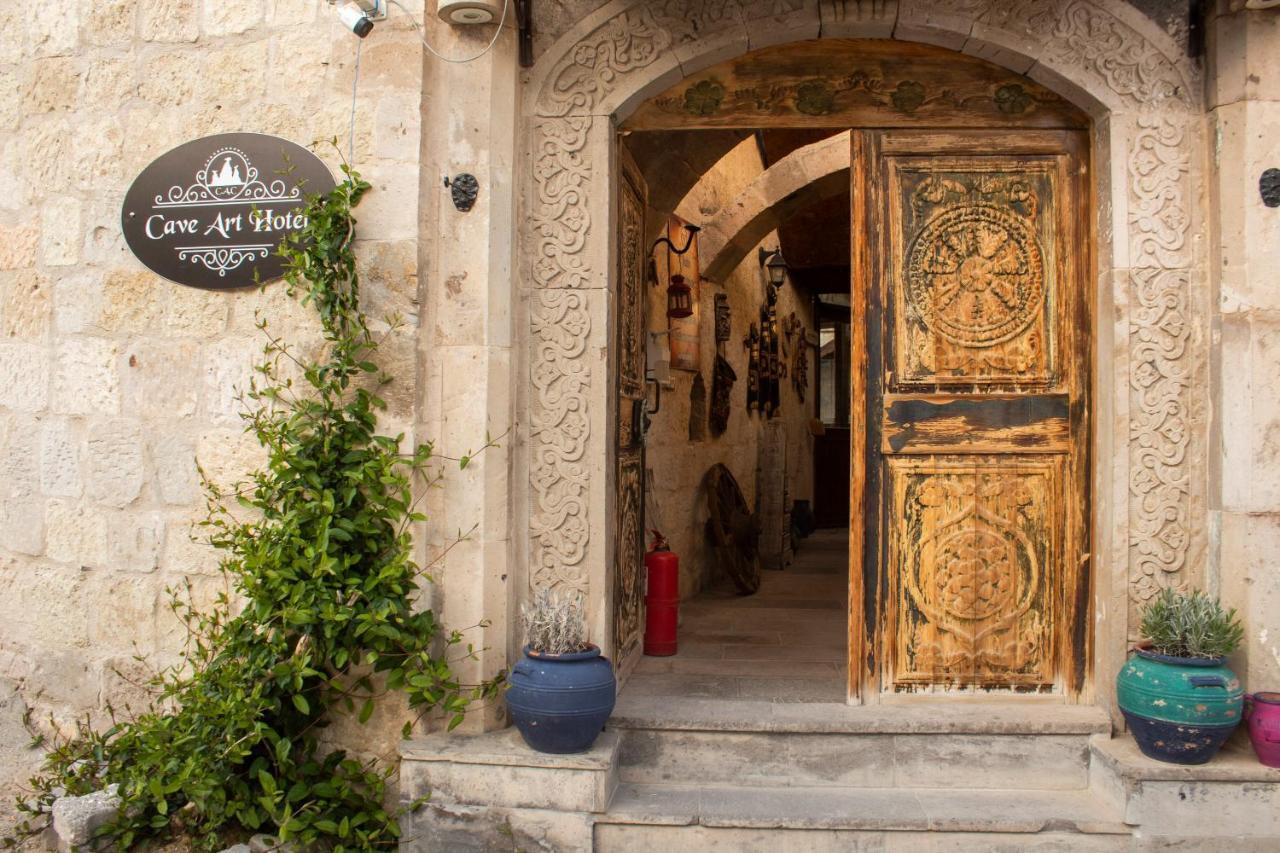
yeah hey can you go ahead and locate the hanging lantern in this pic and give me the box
[758,246,789,287]
[667,274,693,319]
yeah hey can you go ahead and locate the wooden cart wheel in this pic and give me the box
[703,463,761,595]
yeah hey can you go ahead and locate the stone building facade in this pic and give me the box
[2,0,1280,849]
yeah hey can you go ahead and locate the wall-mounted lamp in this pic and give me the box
[758,247,789,287]
[651,224,701,320]
[666,275,693,318]
[652,224,700,257]
[438,0,504,24]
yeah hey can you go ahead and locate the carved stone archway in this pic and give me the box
[518,0,1206,707]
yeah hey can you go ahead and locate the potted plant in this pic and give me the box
[1244,692,1280,767]
[1117,588,1245,764]
[505,588,616,754]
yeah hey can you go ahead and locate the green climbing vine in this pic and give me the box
[8,165,501,850]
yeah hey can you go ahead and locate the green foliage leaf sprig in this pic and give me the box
[1139,588,1245,659]
[9,165,502,851]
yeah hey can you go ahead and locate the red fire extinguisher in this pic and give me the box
[644,531,679,656]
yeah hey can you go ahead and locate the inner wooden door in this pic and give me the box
[851,130,1091,699]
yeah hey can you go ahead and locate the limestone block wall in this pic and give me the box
[1210,5,1280,693]
[0,0,427,740]
[642,137,816,599]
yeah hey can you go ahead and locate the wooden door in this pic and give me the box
[613,143,648,674]
[855,131,1090,698]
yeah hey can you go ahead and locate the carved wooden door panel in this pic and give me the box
[863,131,1089,696]
[613,143,648,672]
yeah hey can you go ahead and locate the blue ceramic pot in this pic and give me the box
[506,645,616,754]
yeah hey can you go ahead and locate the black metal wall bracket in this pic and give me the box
[445,173,479,212]
[516,0,533,68]
[1262,168,1280,209]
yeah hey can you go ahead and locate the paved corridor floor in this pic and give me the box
[625,528,849,704]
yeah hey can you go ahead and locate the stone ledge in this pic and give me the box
[610,695,1113,735]
[1091,735,1280,837]
[402,727,618,770]
[1091,735,1280,783]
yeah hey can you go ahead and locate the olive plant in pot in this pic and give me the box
[506,589,617,754]
[1117,588,1245,764]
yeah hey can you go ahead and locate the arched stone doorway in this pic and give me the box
[519,0,1206,715]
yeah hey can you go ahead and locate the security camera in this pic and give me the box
[331,0,384,38]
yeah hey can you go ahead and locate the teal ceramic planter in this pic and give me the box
[1116,648,1243,764]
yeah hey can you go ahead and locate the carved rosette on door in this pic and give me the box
[897,167,1055,384]
[870,138,1088,696]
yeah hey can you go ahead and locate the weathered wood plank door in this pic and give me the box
[613,142,648,676]
[855,130,1090,698]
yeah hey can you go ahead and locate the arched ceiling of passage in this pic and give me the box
[698,131,851,283]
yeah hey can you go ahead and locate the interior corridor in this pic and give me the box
[622,529,848,705]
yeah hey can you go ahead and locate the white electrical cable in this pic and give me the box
[386,0,511,64]
[348,37,363,163]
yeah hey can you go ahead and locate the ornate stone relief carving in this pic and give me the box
[1128,267,1192,618]
[536,1,820,116]
[1044,1,1192,108]
[530,288,593,593]
[1124,107,1197,618]
[1129,112,1192,270]
[532,118,593,288]
[538,7,674,116]
[527,115,598,593]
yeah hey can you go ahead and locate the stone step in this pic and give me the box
[595,783,1131,851]
[617,727,1095,790]
[611,693,1114,734]
[610,697,1111,791]
[400,728,620,813]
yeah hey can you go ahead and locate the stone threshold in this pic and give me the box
[610,695,1113,735]
[1091,734,1280,783]
[599,783,1130,835]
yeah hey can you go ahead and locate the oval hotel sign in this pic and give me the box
[122,133,335,290]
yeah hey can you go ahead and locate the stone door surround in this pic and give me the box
[518,0,1205,707]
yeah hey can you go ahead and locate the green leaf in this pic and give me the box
[358,698,375,724]
[292,694,310,715]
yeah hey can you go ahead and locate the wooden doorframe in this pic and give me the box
[847,129,1093,704]
[847,130,870,702]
